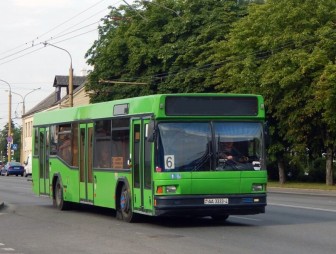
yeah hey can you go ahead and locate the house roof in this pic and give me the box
[23,75,87,117]
[53,75,87,88]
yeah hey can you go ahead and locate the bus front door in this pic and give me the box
[132,118,153,214]
[38,128,50,195]
[79,123,94,204]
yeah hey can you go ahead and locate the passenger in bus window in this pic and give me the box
[99,146,111,168]
[59,134,71,163]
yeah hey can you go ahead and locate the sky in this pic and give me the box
[0,0,132,129]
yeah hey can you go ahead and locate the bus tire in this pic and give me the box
[53,178,70,210]
[118,184,136,222]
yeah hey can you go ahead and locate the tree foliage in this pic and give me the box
[85,0,336,184]
[213,0,336,184]
[85,0,249,102]
[0,122,21,163]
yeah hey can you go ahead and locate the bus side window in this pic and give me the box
[58,134,71,164]
[57,124,72,164]
[94,120,112,168]
[111,118,130,169]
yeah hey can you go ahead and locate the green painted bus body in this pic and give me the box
[32,93,267,220]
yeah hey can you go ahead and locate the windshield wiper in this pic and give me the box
[193,152,212,171]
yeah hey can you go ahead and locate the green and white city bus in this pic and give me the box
[32,93,267,222]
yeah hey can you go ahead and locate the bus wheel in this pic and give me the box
[211,214,229,221]
[53,178,70,210]
[119,184,135,222]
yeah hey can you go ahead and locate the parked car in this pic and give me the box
[23,153,32,177]
[1,162,25,177]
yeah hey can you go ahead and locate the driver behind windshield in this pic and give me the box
[219,140,247,161]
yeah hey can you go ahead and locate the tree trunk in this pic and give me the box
[325,146,334,186]
[278,157,286,184]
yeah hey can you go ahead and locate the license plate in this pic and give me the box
[204,198,229,205]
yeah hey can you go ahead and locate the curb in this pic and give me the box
[268,187,336,197]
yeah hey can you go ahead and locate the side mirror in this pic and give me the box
[147,120,156,142]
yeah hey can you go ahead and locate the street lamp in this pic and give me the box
[43,42,73,107]
[11,88,41,164]
[11,87,41,115]
[0,79,12,162]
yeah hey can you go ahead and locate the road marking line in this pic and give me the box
[2,247,15,251]
[269,203,336,213]
[230,216,261,221]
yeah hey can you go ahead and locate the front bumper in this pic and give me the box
[154,193,266,217]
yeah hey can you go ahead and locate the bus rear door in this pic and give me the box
[79,123,94,204]
[131,118,153,214]
[38,127,50,195]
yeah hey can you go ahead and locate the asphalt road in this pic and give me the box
[0,176,335,254]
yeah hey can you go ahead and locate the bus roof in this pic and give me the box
[33,93,265,126]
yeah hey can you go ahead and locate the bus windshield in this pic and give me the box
[157,122,265,172]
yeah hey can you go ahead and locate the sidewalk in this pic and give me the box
[268,187,336,196]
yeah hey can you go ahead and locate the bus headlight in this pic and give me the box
[252,184,264,192]
[165,186,177,193]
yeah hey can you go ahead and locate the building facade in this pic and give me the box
[20,75,89,165]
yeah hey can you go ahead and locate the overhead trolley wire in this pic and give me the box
[44,21,102,44]
[0,44,45,66]
[36,0,109,40]
[0,0,120,66]
[49,7,110,39]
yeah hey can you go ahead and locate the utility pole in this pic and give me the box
[11,88,41,164]
[0,79,12,162]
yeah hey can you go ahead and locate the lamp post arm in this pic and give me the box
[22,87,41,114]
[42,42,73,107]
[42,42,72,66]
[11,91,24,101]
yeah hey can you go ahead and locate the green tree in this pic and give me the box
[0,127,6,162]
[213,0,336,185]
[85,0,249,101]
[0,122,21,163]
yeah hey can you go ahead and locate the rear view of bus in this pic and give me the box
[152,95,267,220]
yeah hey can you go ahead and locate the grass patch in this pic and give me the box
[268,181,336,191]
